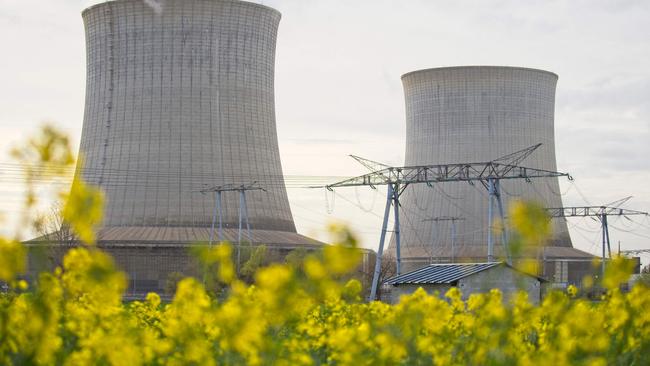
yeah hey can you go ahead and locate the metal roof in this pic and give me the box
[26,226,325,249]
[542,246,594,259]
[384,262,502,285]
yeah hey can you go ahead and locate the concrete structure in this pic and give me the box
[391,66,572,272]
[28,0,323,293]
[80,0,294,232]
[385,262,544,304]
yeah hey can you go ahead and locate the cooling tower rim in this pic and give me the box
[82,0,281,18]
[401,65,558,81]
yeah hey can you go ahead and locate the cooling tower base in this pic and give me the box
[26,227,324,295]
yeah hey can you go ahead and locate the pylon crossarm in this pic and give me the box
[492,143,542,167]
[201,182,266,193]
[326,170,391,189]
[350,155,391,173]
[603,196,633,211]
[326,162,569,190]
[546,206,649,218]
[609,208,648,216]
[621,249,650,255]
[423,216,465,222]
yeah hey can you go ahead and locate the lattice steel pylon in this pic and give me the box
[546,198,648,279]
[200,183,266,269]
[327,144,572,301]
[422,216,465,263]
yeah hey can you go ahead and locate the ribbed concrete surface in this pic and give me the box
[79,0,296,233]
[390,66,572,264]
[93,226,323,248]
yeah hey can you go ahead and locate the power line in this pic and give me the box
[333,190,383,220]
[544,178,574,197]
[354,185,379,213]
[571,181,592,206]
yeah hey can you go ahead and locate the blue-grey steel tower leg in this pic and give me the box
[369,185,394,302]
[217,191,223,242]
[601,214,608,280]
[243,191,252,243]
[451,219,457,263]
[487,179,495,262]
[604,214,611,259]
[393,183,402,276]
[238,189,244,271]
[494,180,511,264]
[430,220,436,264]
[209,191,218,247]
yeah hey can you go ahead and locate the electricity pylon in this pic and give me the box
[546,197,648,279]
[328,144,571,301]
[200,182,266,269]
[620,249,650,255]
[422,216,465,263]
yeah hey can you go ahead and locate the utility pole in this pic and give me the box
[328,143,571,301]
[201,183,266,270]
[546,197,648,282]
[423,216,465,263]
[208,190,223,246]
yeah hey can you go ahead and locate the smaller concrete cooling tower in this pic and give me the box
[390,66,573,272]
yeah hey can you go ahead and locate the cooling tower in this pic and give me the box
[391,66,572,271]
[80,0,297,233]
[50,0,322,291]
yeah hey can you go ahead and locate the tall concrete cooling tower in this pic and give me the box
[391,66,573,272]
[73,0,319,291]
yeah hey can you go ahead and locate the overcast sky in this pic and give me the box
[1,0,649,264]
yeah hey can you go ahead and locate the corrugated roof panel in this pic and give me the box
[384,262,502,285]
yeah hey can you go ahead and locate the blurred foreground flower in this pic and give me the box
[1,126,650,365]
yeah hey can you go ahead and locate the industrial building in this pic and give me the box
[28,0,328,294]
[388,66,594,283]
[384,262,545,304]
[22,1,607,295]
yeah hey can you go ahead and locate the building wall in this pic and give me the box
[27,243,376,296]
[458,265,541,304]
[79,0,295,232]
[390,265,541,304]
[543,259,596,286]
[391,66,571,267]
[27,244,309,295]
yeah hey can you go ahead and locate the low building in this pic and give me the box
[384,262,545,304]
[539,246,597,288]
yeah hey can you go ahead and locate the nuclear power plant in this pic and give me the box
[29,0,325,293]
[26,1,641,298]
[387,66,593,278]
